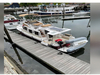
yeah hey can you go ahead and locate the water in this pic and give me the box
[4,14,90,74]
[4,41,55,74]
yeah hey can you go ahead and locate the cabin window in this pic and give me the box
[66,9,69,11]
[23,27,27,30]
[49,34,53,38]
[29,29,32,33]
[34,31,39,35]
[10,23,13,25]
[11,18,14,20]
[45,30,49,34]
[18,21,20,24]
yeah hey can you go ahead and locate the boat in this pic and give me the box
[4,14,22,29]
[17,20,88,53]
[73,11,90,16]
[33,4,78,15]
[14,11,26,15]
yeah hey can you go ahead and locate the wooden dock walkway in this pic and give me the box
[62,16,90,20]
[4,31,90,74]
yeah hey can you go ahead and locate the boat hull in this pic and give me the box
[4,21,22,30]
[34,12,62,15]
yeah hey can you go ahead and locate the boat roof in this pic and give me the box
[45,26,71,35]
[41,24,51,27]
[33,22,43,26]
[19,14,29,17]
[23,20,71,35]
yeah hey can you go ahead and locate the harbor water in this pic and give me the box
[4,14,90,74]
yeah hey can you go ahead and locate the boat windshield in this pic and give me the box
[62,31,72,36]
[47,28,71,36]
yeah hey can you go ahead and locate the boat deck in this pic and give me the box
[4,30,90,74]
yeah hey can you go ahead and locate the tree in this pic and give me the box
[19,3,28,7]
[4,3,10,5]
[19,3,38,7]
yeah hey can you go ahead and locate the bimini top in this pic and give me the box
[33,22,43,26]
[47,27,71,35]
[41,24,51,27]
[19,14,29,17]
[23,23,29,27]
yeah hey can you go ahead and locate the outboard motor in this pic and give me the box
[55,39,63,48]
[57,41,63,48]
[55,39,63,55]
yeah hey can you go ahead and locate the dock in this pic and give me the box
[62,16,90,20]
[33,13,72,17]
[4,30,90,74]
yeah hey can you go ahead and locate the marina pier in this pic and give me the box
[4,30,90,74]
[62,16,90,20]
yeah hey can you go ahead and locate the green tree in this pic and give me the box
[4,3,10,5]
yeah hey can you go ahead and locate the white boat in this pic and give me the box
[14,11,26,15]
[17,20,88,53]
[4,14,22,29]
[73,11,90,16]
[33,4,78,15]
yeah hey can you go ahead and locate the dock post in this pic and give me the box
[62,3,65,18]
[4,26,23,64]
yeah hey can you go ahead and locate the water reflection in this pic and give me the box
[87,19,91,27]
[87,30,90,40]
[42,18,58,24]
[62,19,64,28]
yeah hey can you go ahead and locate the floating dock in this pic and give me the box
[4,30,90,74]
[33,13,73,17]
[62,16,90,20]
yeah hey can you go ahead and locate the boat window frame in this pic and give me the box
[66,9,69,11]
[34,31,39,36]
[23,26,27,31]
[29,29,33,33]
[45,30,49,34]
[48,34,53,38]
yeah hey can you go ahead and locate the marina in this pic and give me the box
[4,3,90,74]
[4,30,90,74]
